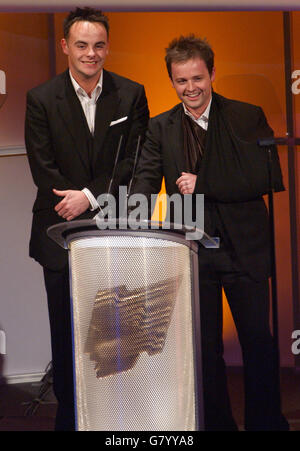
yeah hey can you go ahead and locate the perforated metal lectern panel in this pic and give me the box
[69,235,198,431]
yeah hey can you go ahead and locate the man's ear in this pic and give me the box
[61,38,69,56]
[211,66,216,82]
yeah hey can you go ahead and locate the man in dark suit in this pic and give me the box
[25,7,149,430]
[133,35,288,431]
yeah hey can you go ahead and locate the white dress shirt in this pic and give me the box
[182,97,212,131]
[69,71,102,210]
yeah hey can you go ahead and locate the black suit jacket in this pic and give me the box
[133,92,284,281]
[25,69,149,270]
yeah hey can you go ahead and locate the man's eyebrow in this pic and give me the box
[74,40,106,45]
[176,74,203,80]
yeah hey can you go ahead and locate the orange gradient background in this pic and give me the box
[54,11,294,364]
[1,10,299,365]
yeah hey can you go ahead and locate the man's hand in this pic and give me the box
[176,172,197,194]
[53,189,90,221]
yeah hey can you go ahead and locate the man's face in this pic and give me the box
[61,20,109,84]
[171,57,215,118]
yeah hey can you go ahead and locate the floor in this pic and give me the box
[0,366,299,431]
[227,366,300,431]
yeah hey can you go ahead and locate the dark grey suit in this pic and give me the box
[133,92,284,281]
[25,69,149,430]
[133,92,288,431]
[26,69,149,270]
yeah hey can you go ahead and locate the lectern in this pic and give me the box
[47,219,206,431]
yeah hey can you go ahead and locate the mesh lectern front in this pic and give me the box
[48,221,203,431]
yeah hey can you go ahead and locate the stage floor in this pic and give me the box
[0,366,299,431]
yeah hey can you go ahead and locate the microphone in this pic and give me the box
[93,134,123,221]
[258,136,300,147]
[127,135,142,198]
[107,134,124,195]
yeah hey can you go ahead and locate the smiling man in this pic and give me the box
[61,18,109,96]
[25,7,149,431]
[133,35,288,431]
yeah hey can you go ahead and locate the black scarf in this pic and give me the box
[182,112,206,174]
[181,105,224,238]
[194,93,284,203]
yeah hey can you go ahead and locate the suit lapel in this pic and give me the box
[92,70,120,166]
[166,105,186,176]
[56,71,91,173]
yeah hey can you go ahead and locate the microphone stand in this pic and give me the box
[94,135,123,221]
[107,134,124,196]
[266,146,280,369]
[94,134,142,226]
[127,135,142,199]
[258,136,300,406]
[121,135,142,225]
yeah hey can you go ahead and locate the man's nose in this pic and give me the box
[86,46,96,57]
[186,80,195,92]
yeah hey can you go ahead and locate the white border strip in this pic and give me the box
[0,146,26,156]
[1,372,45,385]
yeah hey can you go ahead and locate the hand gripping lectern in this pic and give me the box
[47,219,208,431]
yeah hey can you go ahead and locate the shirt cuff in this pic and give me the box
[82,188,99,211]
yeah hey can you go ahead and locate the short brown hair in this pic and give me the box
[63,7,109,39]
[165,34,214,78]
